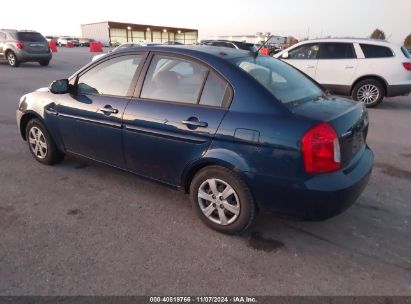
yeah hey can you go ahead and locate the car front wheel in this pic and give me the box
[190,166,255,234]
[352,79,385,108]
[26,119,64,165]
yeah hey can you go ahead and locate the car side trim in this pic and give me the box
[123,124,209,144]
[58,113,122,129]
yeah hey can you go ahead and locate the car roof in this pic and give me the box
[296,37,399,47]
[115,45,252,60]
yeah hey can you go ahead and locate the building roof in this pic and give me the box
[81,21,197,33]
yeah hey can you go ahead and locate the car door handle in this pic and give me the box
[182,120,208,128]
[345,66,354,69]
[306,65,315,69]
[98,105,119,115]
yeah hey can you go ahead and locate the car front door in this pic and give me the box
[314,42,358,92]
[281,43,320,78]
[122,53,232,185]
[56,53,146,168]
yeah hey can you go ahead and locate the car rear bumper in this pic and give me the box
[251,146,374,220]
[16,51,52,63]
[386,84,411,97]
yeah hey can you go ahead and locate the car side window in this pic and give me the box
[77,55,143,97]
[318,43,356,59]
[199,72,230,107]
[141,55,208,104]
[288,43,319,59]
[360,44,393,58]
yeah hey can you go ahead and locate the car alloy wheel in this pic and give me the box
[197,178,240,226]
[28,126,48,160]
[357,84,380,105]
[7,53,16,66]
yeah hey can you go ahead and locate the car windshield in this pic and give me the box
[17,32,46,42]
[230,55,323,105]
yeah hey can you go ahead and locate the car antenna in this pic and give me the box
[253,35,274,58]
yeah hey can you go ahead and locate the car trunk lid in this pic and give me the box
[292,97,369,167]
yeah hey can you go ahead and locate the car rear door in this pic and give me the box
[314,42,359,91]
[282,42,319,78]
[122,53,232,185]
[56,53,147,168]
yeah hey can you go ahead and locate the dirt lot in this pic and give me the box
[0,48,410,295]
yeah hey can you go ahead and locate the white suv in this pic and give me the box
[275,38,411,107]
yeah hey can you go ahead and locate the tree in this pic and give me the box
[370,29,386,40]
[404,33,411,48]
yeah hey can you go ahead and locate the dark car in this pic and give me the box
[78,38,94,47]
[0,29,51,67]
[201,40,258,52]
[16,46,373,234]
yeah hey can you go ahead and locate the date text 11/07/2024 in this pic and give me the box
[149,297,257,303]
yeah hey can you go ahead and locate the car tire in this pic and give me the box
[6,51,19,67]
[352,79,385,108]
[26,118,64,165]
[190,166,255,234]
[39,60,50,66]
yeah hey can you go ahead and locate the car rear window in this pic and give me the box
[230,56,323,105]
[17,32,46,42]
[360,44,393,58]
[401,46,411,59]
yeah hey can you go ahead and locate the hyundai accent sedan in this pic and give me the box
[16,46,374,234]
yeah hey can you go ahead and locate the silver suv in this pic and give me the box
[0,29,52,67]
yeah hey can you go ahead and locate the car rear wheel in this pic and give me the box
[190,166,255,234]
[39,60,50,66]
[352,79,385,108]
[6,51,19,67]
[26,119,64,165]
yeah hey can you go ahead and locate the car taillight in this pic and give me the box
[403,62,411,71]
[16,41,25,49]
[302,123,341,174]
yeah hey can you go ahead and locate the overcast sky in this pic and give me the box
[2,0,410,43]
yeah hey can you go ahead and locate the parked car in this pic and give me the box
[92,42,160,61]
[45,36,58,44]
[275,38,411,107]
[0,29,51,67]
[16,46,373,234]
[57,36,79,47]
[163,41,184,45]
[78,38,94,47]
[201,40,258,52]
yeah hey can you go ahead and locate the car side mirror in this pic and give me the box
[50,79,69,94]
[281,51,289,59]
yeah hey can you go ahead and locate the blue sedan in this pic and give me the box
[16,46,373,234]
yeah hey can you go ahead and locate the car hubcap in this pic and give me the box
[198,178,240,226]
[28,127,48,159]
[8,54,15,65]
[357,84,379,104]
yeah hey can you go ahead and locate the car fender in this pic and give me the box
[17,90,65,151]
[181,148,251,192]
